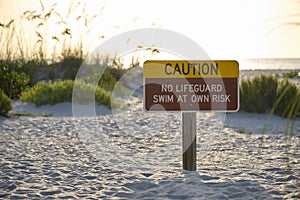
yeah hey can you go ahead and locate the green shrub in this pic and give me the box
[73,80,114,106]
[15,60,45,86]
[82,68,129,97]
[240,74,300,118]
[0,64,30,98]
[240,74,278,113]
[283,71,299,79]
[20,80,119,108]
[99,70,130,97]
[275,80,300,118]
[98,69,117,91]
[95,87,113,107]
[0,89,13,116]
[20,81,71,106]
[82,68,117,91]
[61,56,83,79]
[108,67,127,80]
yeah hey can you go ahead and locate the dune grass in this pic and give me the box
[19,80,122,108]
[283,71,299,78]
[240,74,300,118]
[0,89,13,116]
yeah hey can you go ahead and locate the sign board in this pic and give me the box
[143,60,239,112]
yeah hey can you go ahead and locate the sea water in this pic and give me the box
[239,58,300,70]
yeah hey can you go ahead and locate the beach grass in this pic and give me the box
[0,0,141,78]
[0,89,13,116]
[19,80,122,108]
[240,74,300,119]
[283,70,300,79]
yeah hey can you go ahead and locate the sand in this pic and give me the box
[1,111,300,199]
[11,100,112,117]
[1,69,300,199]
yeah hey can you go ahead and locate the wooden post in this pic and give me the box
[182,112,196,171]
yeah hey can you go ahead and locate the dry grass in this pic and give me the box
[0,0,100,64]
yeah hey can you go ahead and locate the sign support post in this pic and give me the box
[182,112,196,171]
[143,60,239,171]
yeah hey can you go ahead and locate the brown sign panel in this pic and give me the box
[143,60,239,112]
[144,78,239,111]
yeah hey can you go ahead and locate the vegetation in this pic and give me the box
[8,112,52,118]
[240,74,278,113]
[0,1,137,109]
[1,1,298,118]
[283,71,299,79]
[275,80,300,118]
[19,80,120,108]
[0,64,30,98]
[0,0,142,82]
[240,74,300,118]
[0,89,13,116]
[237,128,253,135]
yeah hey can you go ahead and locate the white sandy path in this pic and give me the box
[10,100,112,117]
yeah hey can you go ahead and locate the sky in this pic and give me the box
[0,0,300,59]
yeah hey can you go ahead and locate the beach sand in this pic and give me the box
[1,111,300,199]
[1,69,300,199]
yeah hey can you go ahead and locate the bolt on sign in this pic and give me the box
[143,60,239,112]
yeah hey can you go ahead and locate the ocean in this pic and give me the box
[239,58,300,70]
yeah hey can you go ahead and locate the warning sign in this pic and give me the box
[143,60,239,111]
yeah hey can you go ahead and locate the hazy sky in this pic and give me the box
[0,0,300,59]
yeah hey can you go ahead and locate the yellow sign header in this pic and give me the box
[143,60,239,78]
